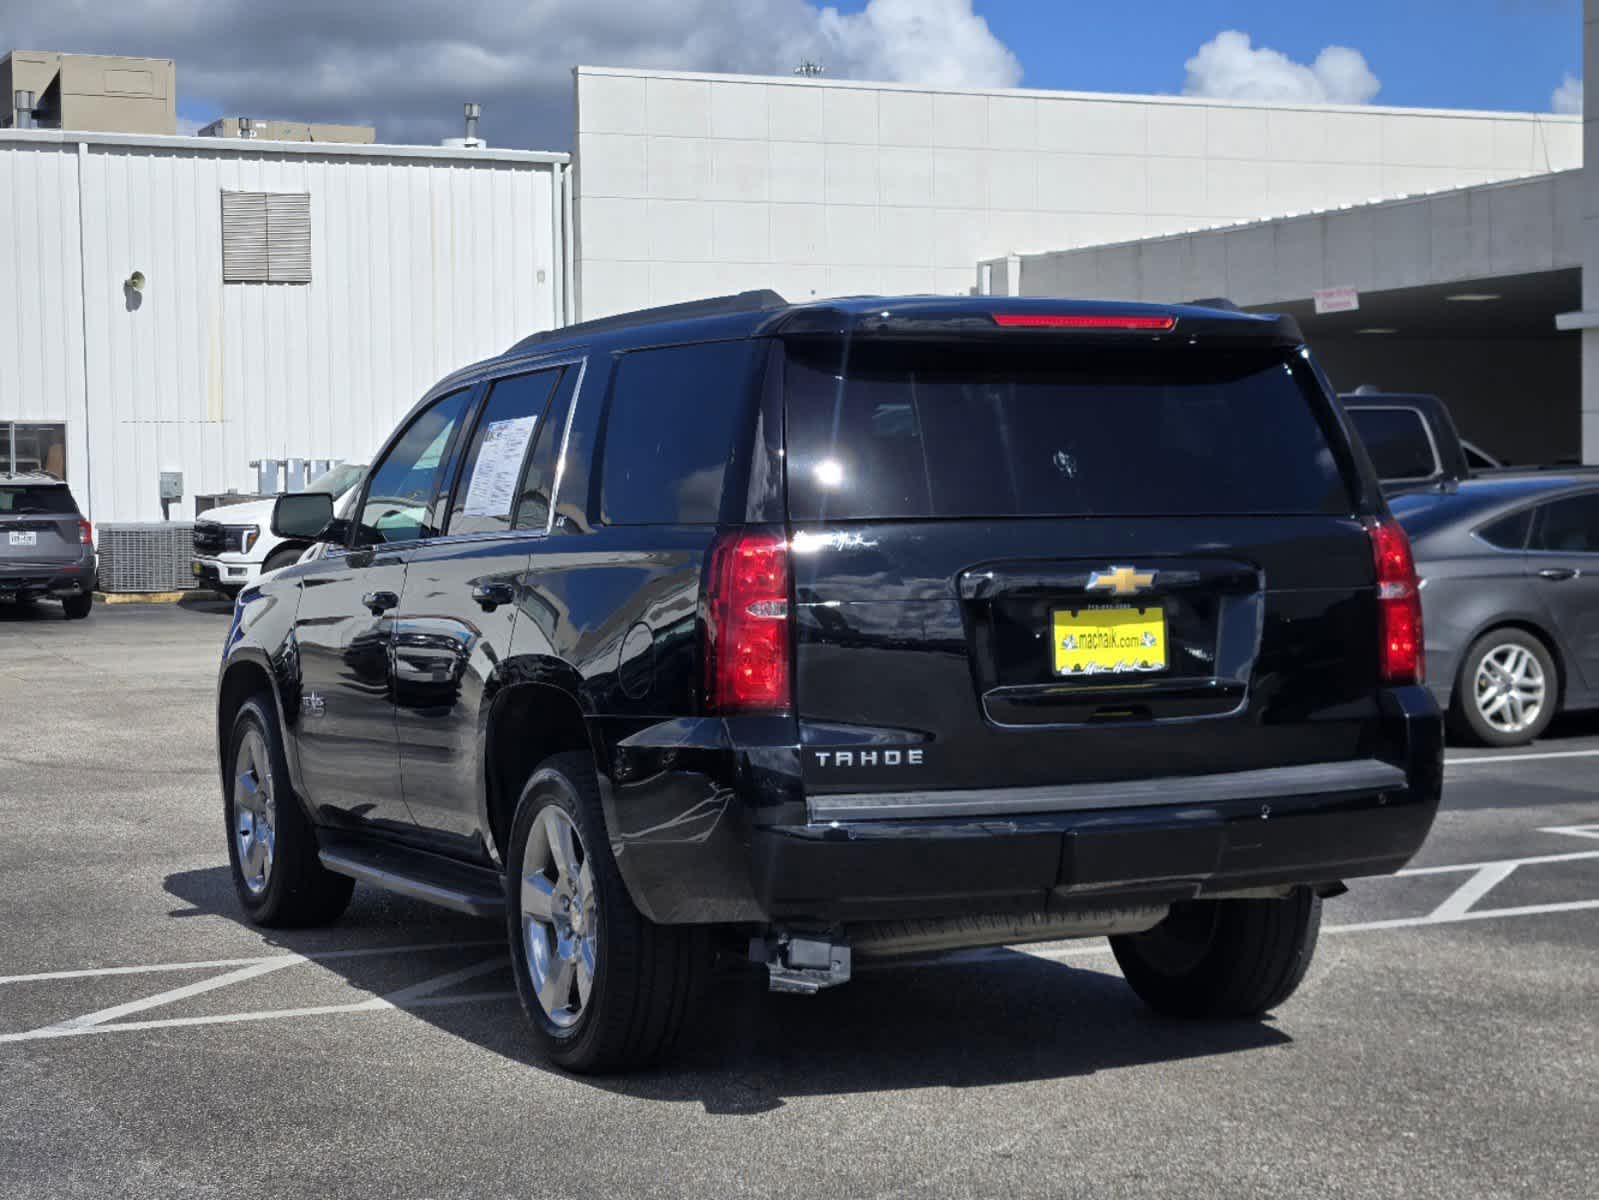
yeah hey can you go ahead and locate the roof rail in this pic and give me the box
[509,289,789,354]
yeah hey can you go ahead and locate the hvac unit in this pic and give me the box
[96,523,198,593]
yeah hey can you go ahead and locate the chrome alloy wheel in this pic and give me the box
[520,806,598,1029]
[1474,643,1547,735]
[234,728,277,895]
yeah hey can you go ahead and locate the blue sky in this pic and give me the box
[835,0,1582,113]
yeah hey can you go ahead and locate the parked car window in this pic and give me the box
[1476,509,1533,551]
[514,368,579,531]
[355,389,473,546]
[446,370,561,536]
[1345,408,1438,482]
[786,342,1351,521]
[599,341,762,525]
[0,483,78,514]
[1531,492,1599,554]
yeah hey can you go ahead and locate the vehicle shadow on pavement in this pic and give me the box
[166,865,1293,1113]
[0,597,72,622]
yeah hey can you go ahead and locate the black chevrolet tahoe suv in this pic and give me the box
[216,292,1443,1072]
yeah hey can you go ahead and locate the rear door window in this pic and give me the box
[1531,492,1599,554]
[1346,407,1439,481]
[599,340,762,525]
[0,485,77,515]
[446,369,561,536]
[784,341,1352,521]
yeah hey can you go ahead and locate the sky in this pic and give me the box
[0,0,1583,149]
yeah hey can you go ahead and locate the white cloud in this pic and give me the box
[1183,30,1380,106]
[1552,73,1583,115]
[5,0,1020,148]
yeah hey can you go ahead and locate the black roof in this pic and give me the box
[497,291,1304,366]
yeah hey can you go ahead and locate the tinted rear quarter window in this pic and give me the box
[784,342,1351,520]
[1476,508,1533,551]
[1347,408,1439,481]
[0,485,78,515]
[599,340,762,525]
[1532,492,1599,554]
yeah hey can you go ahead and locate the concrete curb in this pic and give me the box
[94,590,227,604]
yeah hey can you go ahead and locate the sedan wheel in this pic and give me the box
[1473,643,1547,736]
[520,805,598,1029]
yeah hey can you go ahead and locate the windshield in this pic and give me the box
[0,484,78,515]
[301,463,366,499]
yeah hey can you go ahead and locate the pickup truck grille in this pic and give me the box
[192,521,248,555]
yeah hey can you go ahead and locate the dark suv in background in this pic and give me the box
[216,292,1443,1072]
[0,473,96,618]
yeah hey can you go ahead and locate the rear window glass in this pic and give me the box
[600,340,761,525]
[1346,408,1438,481]
[0,485,77,515]
[784,342,1351,521]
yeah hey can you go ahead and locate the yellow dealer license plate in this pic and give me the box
[1052,606,1167,676]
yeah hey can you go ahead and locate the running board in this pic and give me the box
[318,837,505,918]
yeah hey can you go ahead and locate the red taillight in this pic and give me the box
[703,530,791,714]
[1368,518,1423,685]
[77,518,93,546]
[992,313,1177,331]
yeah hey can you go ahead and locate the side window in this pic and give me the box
[1531,493,1599,554]
[513,368,579,530]
[1346,408,1438,481]
[355,389,473,546]
[446,370,561,536]
[599,340,761,526]
[1476,509,1532,551]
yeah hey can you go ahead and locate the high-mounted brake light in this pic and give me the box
[703,530,791,714]
[991,313,1177,331]
[77,518,93,546]
[1368,518,1423,685]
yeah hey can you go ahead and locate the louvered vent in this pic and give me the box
[221,191,312,283]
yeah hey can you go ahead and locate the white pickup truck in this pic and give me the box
[191,463,365,598]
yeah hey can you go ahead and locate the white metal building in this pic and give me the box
[0,129,570,522]
[573,65,1581,320]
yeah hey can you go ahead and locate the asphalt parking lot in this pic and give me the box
[2,600,1596,1199]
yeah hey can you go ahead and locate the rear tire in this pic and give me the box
[506,751,707,1073]
[224,694,354,927]
[61,593,92,619]
[1111,889,1321,1019]
[1448,629,1557,748]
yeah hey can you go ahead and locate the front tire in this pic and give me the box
[1111,889,1321,1019]
[224,694,353,927]
[506,751,706,1073]
[1449,629,1557,748]
[61,593,92,619]
[261,545,306,576]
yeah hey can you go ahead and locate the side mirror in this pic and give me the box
[272,491,336,540]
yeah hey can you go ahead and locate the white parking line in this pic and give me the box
[0,940,503,987]
[1446,748,1599,767]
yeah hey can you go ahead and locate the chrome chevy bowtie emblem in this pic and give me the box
[1085,566,1157,596]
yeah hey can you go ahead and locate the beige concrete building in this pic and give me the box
[1,51,175,134]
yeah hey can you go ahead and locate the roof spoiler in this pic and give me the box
[508,289,787,354]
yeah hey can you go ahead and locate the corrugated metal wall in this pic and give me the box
[0,133,568,521]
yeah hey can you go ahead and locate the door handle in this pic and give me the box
[361,589,399,614]
[1538,567,1580,582]
[471,581,516,612]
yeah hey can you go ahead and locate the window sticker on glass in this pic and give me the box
[460,415,538,518]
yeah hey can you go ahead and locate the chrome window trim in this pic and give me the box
[545,355,588,536]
